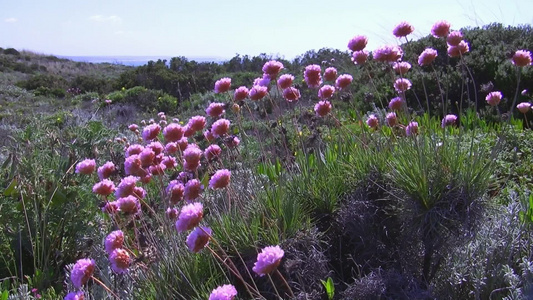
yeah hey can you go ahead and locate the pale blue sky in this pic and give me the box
[2,0,532,60]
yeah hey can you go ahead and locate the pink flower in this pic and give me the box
[386,112,398,126]
[162,156,177,169]
[183,145,203,166]
[486,91,502,106]
[149,163,166,176]
[347,35,368,52]
[512,50,532,67]
[139,148,155,167]
[314,101,332,117]
[252,245,284,276]
[167,181,185,204]
[249,85,269,100]
[366,114,379,129]
[133,186,146,199]
[393,61,411,75]
[373,45,403,63]
[394,78,412,93]
[187,116,207,132]
[125,144,144,157]
[147,141,164,155]
[335,74,353,90]
[166,207,179,220]
[206,102,226,118]
[64,291,85,300]
[304,65,322,88]
[142,123,161,141]
[262,60,284,78]
[389,97,404,111]
[92,179,115,196]
[97,161,115,180]
[283,87,301,102]
[446,31,463,46]
[204,130,215,142]
[234,86,249,101]
[393,21,414,38]
[205,144,222,161]
[254,75,271,87]
[209,284,238,300]
[102,201,119,214]
[175,202,203,232]
[183,125,195,138]
[318,85,335,100]
[128,124,138,132]
[177,137,189,151]
[431,20,451,38]
[76,159,96,175]
[186,226,212,253]
[418,48,438,66]
[163,123,184,142]
[352,50,369,65]
[323,67,338,81]
[214,77,231,93]
[104,230,124,254]
[70,258,95,288]
[441,114,458,128]
[109,248,131,274]
[225,136,240,148]
[211,119,231,138]
[117,195,141,215]
[115,176,138,198]
[517,102,532,113]
[406,121,419,136]
[184,179,203,201]
[124,155,145,177]
[447,40,469,57]
[209,169,231,189]
[277,74,294,89]
[165,142,178,154]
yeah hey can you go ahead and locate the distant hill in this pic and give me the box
[56,55,226,66]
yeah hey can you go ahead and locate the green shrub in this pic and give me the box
[4,48,20,56]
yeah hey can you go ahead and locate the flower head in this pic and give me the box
[225,136,240,148]
[486,91,502,106]
[92,179,115,196]
[394,78,412,93]
[209,169,231,189]
[187,116,207,132]
[125,144,144,157]
[418,48,438,66]
[70,258,95,288]
[142,124,161,141]
[205,144,222,161]
[512,50,532,67]
[186,226,212,253]
[249,85,269,101]
[314,101,332,117]
[252,245,284,276]
[277,74,294,89]
[166,207,179,219]
[447,40,469,57]
[323,67,338,81]
[109,248,131,274]
[446,31,463,46]
[163,123,184,142]
[431,20,451,38]
[214,78,231,93]
[97,161,115,180]
[64,291,85,300]
[167,181,185,204]
[347,35,368,52]
[175,202,203,232]
[335,74,353,90]
[234,86,249,101]
[115,175,139,198]
[105,230,124,254]
[366,114,379,129]
[388,97,404,111]
[304,65,322,88]
[441,114,458,128]
[393,61,411,75]
[254,75,271,87]
[206,102,226,118]
[209,284,238,300]
[386,112,398,126]
[373,45,403,63]
[318,85,335,100]
[406,121,419,136]
[117,195,141,215]
[184,179,203,201]
[211,119,231,138]
[352,50,369,65]
[283,87,301,102]
[393,21,414,38]
[517,102,532,113]
[76,159,96,175]
[262,60,284,78]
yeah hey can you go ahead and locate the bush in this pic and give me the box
[4,48,20,56]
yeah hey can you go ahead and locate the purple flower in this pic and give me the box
[446,31,463,46]
[205,144,222,161]
[314,101,332,117]
[262,60,284,78]
[418,48,438,66]
[187,116,207,132]
[142,123,161,141]
[163,123,184,142]
[431,20,451,38]
[209,284,238,300]
[335,74,353,90]
[206,102,226,118]
[249,85,268,100]
[373,45,403,63]
[347,35,368,52]
[441,114,458,128]
[386,112,398,127]
[105,230,124,255]
[304,65,322,88]
[283,87,301,102]
[209,169,231,189]
[186,226,212,253]
[175,202,203,232]
[234,86,249,101]
[252,245,284,276]
[318,85,335,100]
[109,248,131,274]
[394,78,412,93]
[64,291,85,300]
[70,258,95,288]
[393,61,411,75]
[366,114,379,129]
[277,74,294,89]
[184,179,203,201]
[393,21,414,38]
[485,91,502,107]
[512,50,532,67]
[517,102,532,113]
[92,179,115,196]
[97,161,115,180]
[323,67,337,81]
[352,50,369,65]
[117,195,141,215]
[115,176,139,198]
[76,159,96,175]
[406,121,419,136]
[214,78,231,93]
[211,119,231,138]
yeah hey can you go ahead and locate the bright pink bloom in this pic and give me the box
[485,91,502,106]
[128,124,138,132]
[205,144,222,161]
[149,163,166,176]
[97,161,115,180]
[104,230,124,254]
[184,179,203,201]
[109,248,131,274]
[335,74,353,90]
[394,78,412,93]
[147,141,164,155]
[125,144,144,157]
[177,137,189,151]
[214,78,231,93]
[324,67,338,81]
[115,176,139,198]
[366,114,379,129]
[70,258,95,288]
[186,226,212,253]
[140,174,152,184]
[352,50,369,65]
[318,85,335,100]
[517,102,532,113]
[249,85,269,100]
[92,179,115,196]
[139,148,155,167]
[373,45,403,63]
[64,291,85,300]
[166,207,179,220]
[262,60,284,78]
[314,101,332,117]
[418,48,438,66]
[393,21,414,38]
[183,125,195,138]
[142,123,161,141]
[206,103,226,118]
[347,35,368,52]
[163,123,184,142]
[406,121,419,136]
[209,169,231,189]
[447,40,469,57]
[304,65,322,88]
[117,195,141,215]
[209,284,238,300]
[389,97,404,111]
[187,116,207,132]
[175,202,203,232]
[254,75,271,87]
[102,201,119,214]
[252,245,284,276]
[431,20,451,38]
[446,31,463,46]
[124,155,145,177]
[183,145,203,166]
[132,186,146,199]
[76,159,96,175]
[277,74,294,89]
[165,142,178,154]
[393,61,411,75]
[162,156,177,169]
[211,119,231,138]
[386,112,398,126]
[512,50,532,67]
[441,114,458,128]
[234,86,249,101]
[167,181,185,204]
[283,87,301,102]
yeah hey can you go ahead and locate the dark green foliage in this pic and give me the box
[106,86,177,113]
[4,48,20,56]
[15,74,68,91]
[70,75,114,94]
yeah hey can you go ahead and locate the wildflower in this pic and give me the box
[184,179,203,201]
[128,124,138,132]
[448,40,469,57]
[104,230,124,254]
[254,75,271,87]
[165,142,178,154]
[187,116,207,132]
[148,141,164,155]
[283,87,301,102]
[64,291,85,300]
[205,102,225,118]
[205,144,222,161]
[140,174,152,184]
[234,86,249,101]
[163,123,184,142]
[277,74,294,89]
[209,169,231,189]
[159,120,167,126]
[393,21,414,38]
[166,207,179,220]
[115,176,139,198]
[124,155,145,177]
[102,201,118,214]
[157,111,165,118]
[117,195,141,215]
[418,48,438,66]
[386,112,398,126]
[446,31,463,46]
[109,248,131,274]
[162,156,177,169]
[97,161,115,180]
[211,119,231,138]
[142,123,161,141]
[125,144,144,157]
[183,145,203,171]
[485,91,502,106]
[441,114,458,128]
[406,121,419,136]
[512,50,532,67]
[167,181,185,204]
[252,245,284,276]
[373,45,403,63]
[139,148,155,167]
[76,159,96,175]
[517,102,532,113]
[214,78,231,93]
[431,20,451,38]
[393,61,411,75]
[225,136,240,148]
[183,125,195,138]
[366,114,379,129]
[209,284,238,300]
[318,85,335,100]
[262,60,284,78]
[323,67,338,81]
[314,100,332,117]
[175,202,204,232]
[304,65,322,88]
[186,226,212,253]
[92,179,115,196]
[132,186,146,199]
[335,74,353,90]
[249,85,269,100]
[177,137,189,151]
[389,97,404,111]
[394,78,412,93]
[347,35,368,52]
[70,258,95,288]
[352,50,369,65]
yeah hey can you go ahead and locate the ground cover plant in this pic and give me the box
[1,21,533,299]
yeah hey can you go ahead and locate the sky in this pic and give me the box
[2,0,532,60]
